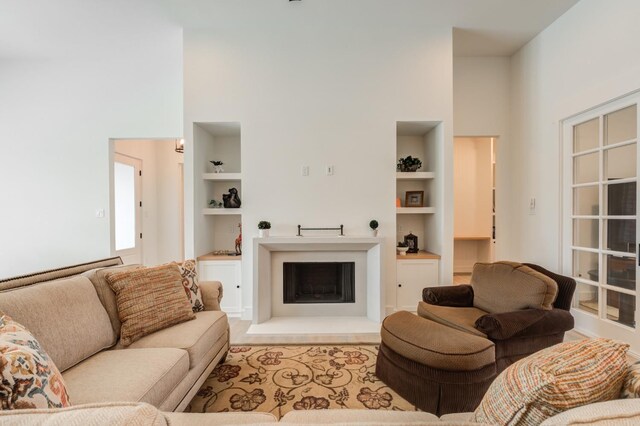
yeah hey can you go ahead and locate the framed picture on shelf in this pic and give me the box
[405,191,424,207]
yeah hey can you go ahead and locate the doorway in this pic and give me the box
[453,136,497,284]
[110,139,185,266]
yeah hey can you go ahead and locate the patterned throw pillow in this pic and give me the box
[473,338,630,425]
[173,259,204,312]
[106,264,196,346]
[621,361,640,398]
[0,315,71,409]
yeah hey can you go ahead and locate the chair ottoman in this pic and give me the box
[376,310,497,416]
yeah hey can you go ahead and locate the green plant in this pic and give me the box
[397,241,408,248]
[397,156,422,171]
[369,220,379,230]
[258,221,271,230]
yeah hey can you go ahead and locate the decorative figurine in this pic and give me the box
[235,223,242,255]
[223,187,241,208]
[208,199,222,208]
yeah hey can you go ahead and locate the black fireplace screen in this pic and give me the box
[283,262,355,304]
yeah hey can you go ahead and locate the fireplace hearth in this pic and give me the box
[283,262,355,304]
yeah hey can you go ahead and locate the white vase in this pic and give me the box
[259,229,269,238]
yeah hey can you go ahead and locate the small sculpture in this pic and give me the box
[235,223,242,255]
[208,199,222,208]
[223,187,241,208]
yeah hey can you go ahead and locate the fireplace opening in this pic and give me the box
[283,262,355,304]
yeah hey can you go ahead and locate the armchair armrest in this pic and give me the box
[200,281,223,311]
[475,308,574,340]
[422,285,474,307]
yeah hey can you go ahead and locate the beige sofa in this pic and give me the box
[0,257,230,412]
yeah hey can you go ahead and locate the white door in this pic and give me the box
[113,153,143,265]
[563,94,638,350]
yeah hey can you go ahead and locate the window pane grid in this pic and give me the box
[570,107,637,327]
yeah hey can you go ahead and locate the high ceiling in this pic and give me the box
[0,0,579,59]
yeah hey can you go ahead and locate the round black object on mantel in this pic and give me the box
[223,188,241,208]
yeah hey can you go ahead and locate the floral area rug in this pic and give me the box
[186,345,418,419]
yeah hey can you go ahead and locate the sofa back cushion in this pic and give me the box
[471,261,558,313]
[0,275,115,372]
[83,264,144,340]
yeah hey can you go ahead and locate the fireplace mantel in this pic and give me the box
[252,236,384,325]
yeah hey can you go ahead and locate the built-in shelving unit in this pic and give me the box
[193,122,242,256]
[395,121,441,253]
[394,121,443,311]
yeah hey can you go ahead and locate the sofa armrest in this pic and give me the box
[422,285,474,307]
[200,281,223,311]
[475,308,574,340]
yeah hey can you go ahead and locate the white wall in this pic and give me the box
[183,0,454,319]
[0,2,183,278]
[505,0,640,269]
[453,57,509,260]
[114,140,184,266]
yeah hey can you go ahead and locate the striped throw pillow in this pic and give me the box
[473,338,629,425]
[106,264,196,346]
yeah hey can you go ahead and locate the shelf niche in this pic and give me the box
[396,121,442,256]
[194,122,242,257]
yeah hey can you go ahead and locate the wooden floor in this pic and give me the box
[229,317,586,346]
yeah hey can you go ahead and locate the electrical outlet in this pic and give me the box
[301,166,309,176]
[95,209,105,218]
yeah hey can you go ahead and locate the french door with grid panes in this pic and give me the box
[563,93,639,347]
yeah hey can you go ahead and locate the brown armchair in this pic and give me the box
[376,261,575,415]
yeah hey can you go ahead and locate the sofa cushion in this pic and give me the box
[165,411,278,425]
[417,301,487,337]
[0,315,71,409]
[540,399,640,425]
[381,311,495,371]
[62,347,189,407]
[621,360,640,398]
[174,259,205,313]
[106,264,196,346]
[0,275,115,371]
[125,310,228,368]
[472,338,629,425]
[83,263,144,340]
[280,409,439,423]
[0,402,167,426]
[471,261,558,313]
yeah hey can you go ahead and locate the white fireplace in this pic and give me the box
[251,236,384,329]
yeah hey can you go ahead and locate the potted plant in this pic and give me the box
[397,156,423,172]
[210,160,224,173]
[397,241,409,256]
[369,220,379,237]
[258,221,271,238]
